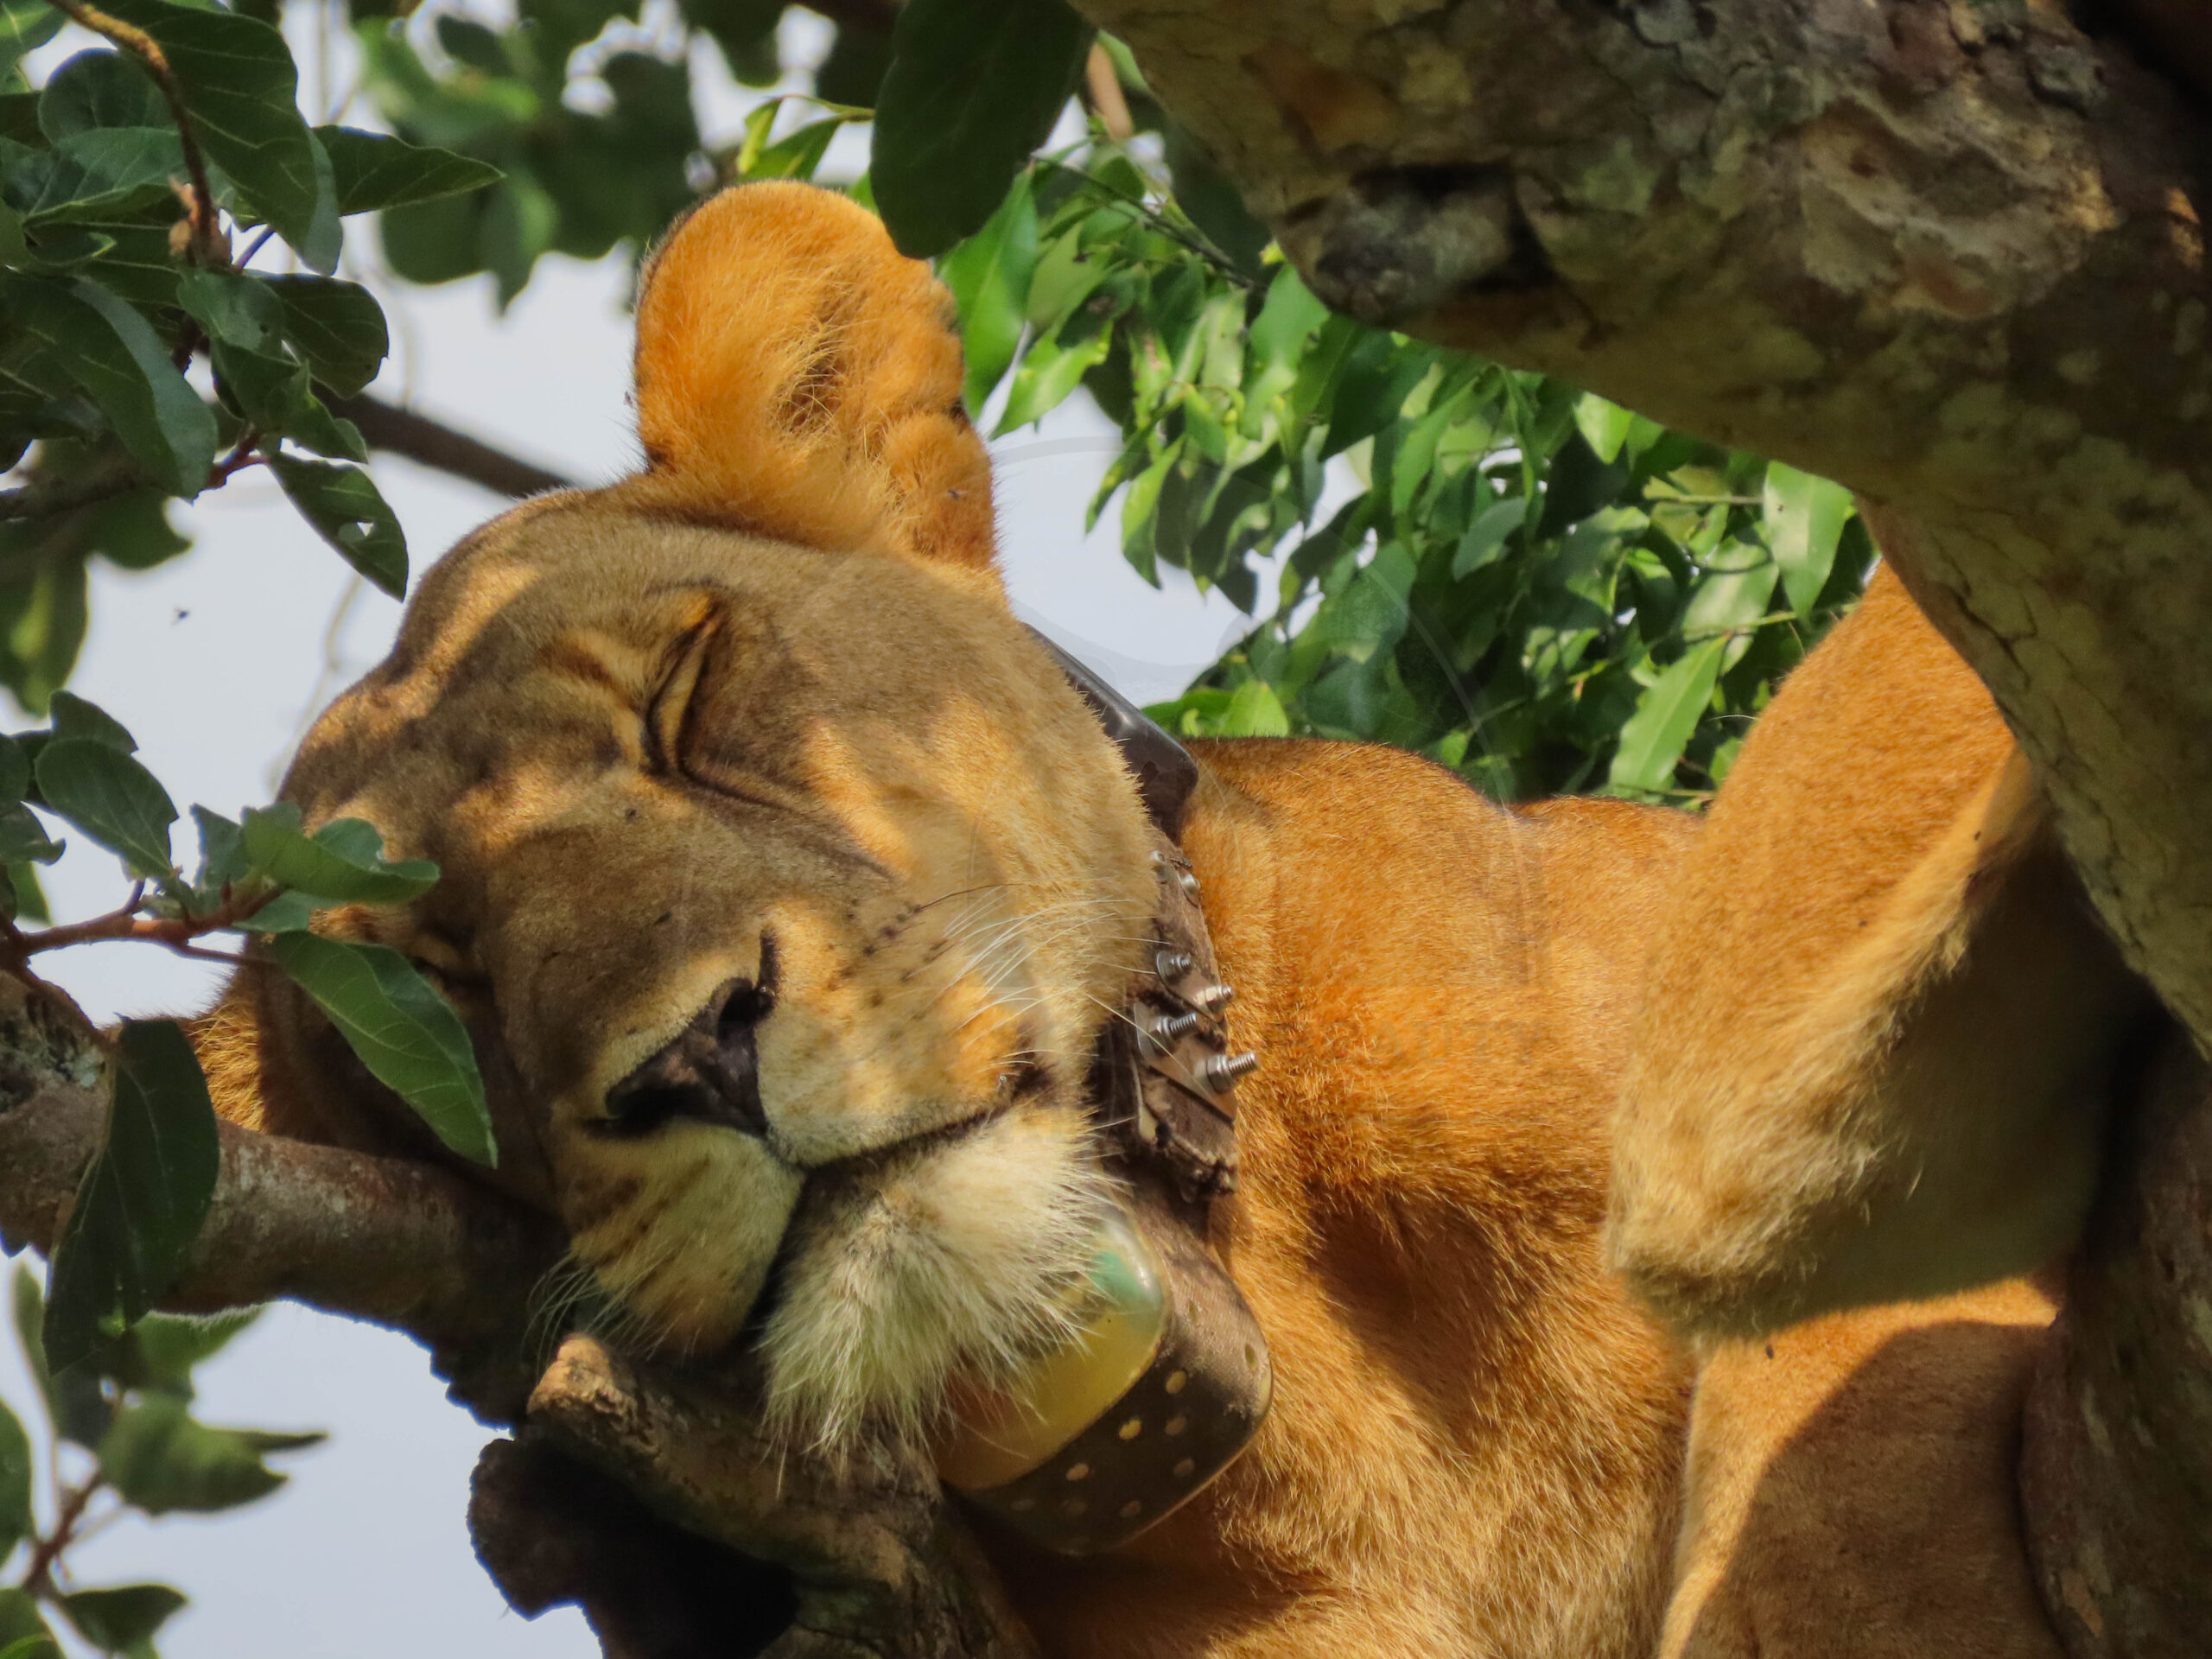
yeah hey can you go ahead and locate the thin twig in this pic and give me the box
[0,456,148,523]
[7,877,273,965]
[20,1475,102,1599]
[208,429,264,486]
[43,0,226,266]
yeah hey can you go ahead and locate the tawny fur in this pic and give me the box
[1662,1279,2067,1659]
[181,182,2136,1658]
[1611,563,2152,1339]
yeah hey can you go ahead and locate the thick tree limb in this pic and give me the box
[331,394,578,499]
[2020,1028,2212,1659]
[0,980,563,1421]
[520,1337,1037,1659]
[1062,2,2212,1655]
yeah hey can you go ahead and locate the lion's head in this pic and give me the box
[202,184,1162,1448]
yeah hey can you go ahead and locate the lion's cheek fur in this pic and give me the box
[563,1129,804,1352]
[759,1105,1116,1449]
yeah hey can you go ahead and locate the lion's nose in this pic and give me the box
[602,977,772,1137]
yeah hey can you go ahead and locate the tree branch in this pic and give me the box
[44,0,223,266]
[330,394,578,499]
[516,1336,1038,1659]
[0,456,149,524]
[0,976,563,1421]
[2020,1027,2212,1659]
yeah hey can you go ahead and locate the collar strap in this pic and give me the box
[1025,627,1199,838]
[935,640,1271,1556]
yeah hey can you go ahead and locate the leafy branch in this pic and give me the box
[39,0,220,267]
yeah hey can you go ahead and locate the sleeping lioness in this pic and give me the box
[186,183,2148,1657]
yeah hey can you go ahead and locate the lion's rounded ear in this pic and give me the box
[613,182,998,576]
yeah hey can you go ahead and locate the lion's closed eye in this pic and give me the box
[644,607,720,777]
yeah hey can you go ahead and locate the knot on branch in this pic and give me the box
[1276,166,1548,327]
[479,1336,1038,1659]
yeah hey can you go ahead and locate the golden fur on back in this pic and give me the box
[187,181,2139,1657]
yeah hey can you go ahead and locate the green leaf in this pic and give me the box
[98,1394,319,1515]
[0,863,47,924]
[1681,543,1779,664]
[260,276,388,399]
[37,51,166,139]
[1762,461,1853,616]
[1217,678,1290,737]
[50,690,137,751]
[0,734,23,799]
[1573,393,1637,464]
[266,933,493,1165]
[871,0,1090,257]
[311,124,501,214]
[60,1586,185,1654]
[0,801,63,863]
[992,321,1108,435]
[731,100,851,182]
[34,738,175,879]
[0,0,62,87]
[127,1307,258,1397]
[94,0,338,271]
[206,334,365,461]
[10,1266,111,1450]
[0,1394,29,1563]
[238,804,437,905]
[1244,267,1328,423]
[82,486,190,570]
[1608,637,1725,795]
[0,276,218,497]
[268,455,406,595]
[0,1589,56,1656]
[1161,118,1268,277]
[4,128,184,224]
[0,550,89,714]
[42,1021,220,1371]
[228,887,311,932]
[939,170,1036,413]
[175,268,283,353]
[1452,495,1529,578]
[189,805,244,889]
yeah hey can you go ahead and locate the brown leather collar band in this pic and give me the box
[934,639,1271,1555]
[1026,628,1199,838]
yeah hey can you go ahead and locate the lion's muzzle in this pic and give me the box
[599,974,774,1139]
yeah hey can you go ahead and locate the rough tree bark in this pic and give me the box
[1054,0,2212,1652]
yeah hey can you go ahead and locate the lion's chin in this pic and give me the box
[756,1104,1118,1455]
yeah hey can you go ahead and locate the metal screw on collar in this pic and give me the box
[1146,1010,1205,1050]
[1193,983,1234,1014]
[1198,1052,1260,1093]
[1155,948,1196,980]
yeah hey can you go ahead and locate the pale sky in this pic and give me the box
[1,12,1273,1656]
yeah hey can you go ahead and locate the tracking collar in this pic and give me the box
[931,632,1272,1555]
